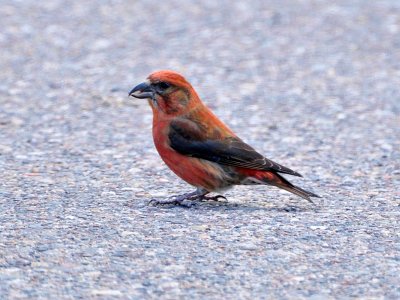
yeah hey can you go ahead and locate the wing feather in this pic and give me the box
[168,119,302,177]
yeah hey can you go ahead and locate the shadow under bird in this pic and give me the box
[129,70,320,206]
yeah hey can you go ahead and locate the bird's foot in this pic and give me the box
[200,194,228,202]
[148,191,201,207]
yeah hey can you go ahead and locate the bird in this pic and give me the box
[129,70,320,206]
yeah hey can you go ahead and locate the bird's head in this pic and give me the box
[129,70,200,116]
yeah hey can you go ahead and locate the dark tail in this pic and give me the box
[272,174,321,203]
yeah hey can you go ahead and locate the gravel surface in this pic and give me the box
[1,0,399,299]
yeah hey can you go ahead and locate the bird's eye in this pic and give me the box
[156,82,170,90]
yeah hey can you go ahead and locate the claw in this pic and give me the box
[149,198,196,207]
[148,190,228,207]
[201,194,228,202]
[148,190,202,207]
[148,198,195,207]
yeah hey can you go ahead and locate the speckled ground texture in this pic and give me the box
[1,0,399,299]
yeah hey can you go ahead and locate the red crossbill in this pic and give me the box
[129,70,320,206]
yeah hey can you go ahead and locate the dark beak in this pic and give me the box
[129,81,154,99]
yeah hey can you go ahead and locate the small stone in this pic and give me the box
[238,243,258,251]
[91,289,122,296]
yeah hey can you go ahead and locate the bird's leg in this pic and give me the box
[149,188,207,207]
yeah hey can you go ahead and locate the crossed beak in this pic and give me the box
[129,81,154,99]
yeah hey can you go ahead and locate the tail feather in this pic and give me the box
[275,182,320,203]
[272,173,320,203]
[238,168,320,203]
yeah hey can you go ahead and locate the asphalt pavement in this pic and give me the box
[0,0,399,299]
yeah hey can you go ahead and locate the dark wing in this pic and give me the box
[169,119,302,177]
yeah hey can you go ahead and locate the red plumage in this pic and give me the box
[129,70,319,205]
